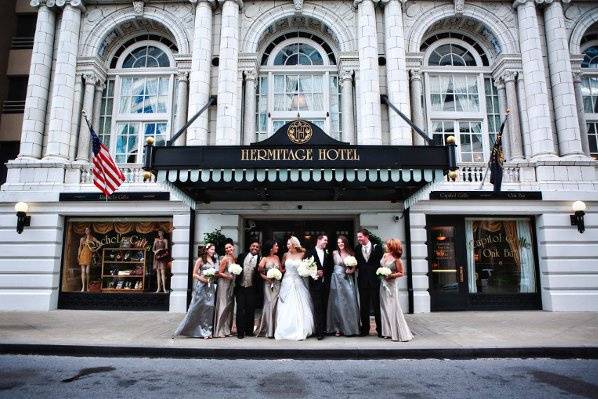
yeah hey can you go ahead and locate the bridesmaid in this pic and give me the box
[173,244,218,339]
[379,239,413,342]
[213,242,236,338]
[255,240,283,338]
[327,235,360,336]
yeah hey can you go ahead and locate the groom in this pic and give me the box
[307,234,333,340]
[355,228,384,337]
[234,240,261,339]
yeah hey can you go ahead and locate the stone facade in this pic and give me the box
[1,0,597,313]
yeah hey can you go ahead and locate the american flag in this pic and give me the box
[489,115,507,192]
[84,116,125,197]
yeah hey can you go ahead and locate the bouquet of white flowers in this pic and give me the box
[202,267,217,287]
[228,263,242,275]
[344,255,358,270]
[266,268,283,290]
[297,256,318,279]
[376,266,392,279]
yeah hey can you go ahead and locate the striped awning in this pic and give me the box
[157,168,445,184]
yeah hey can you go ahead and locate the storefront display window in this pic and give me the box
[466,218,537,294]
[61,219,173,294]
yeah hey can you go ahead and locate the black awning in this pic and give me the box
[145,120,456,202]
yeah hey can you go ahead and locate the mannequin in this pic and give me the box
[77,226,101,292]
[153,230,169,293]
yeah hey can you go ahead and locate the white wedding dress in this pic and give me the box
[274,258,315,340]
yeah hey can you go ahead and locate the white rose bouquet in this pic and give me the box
[297,256,318,280]
[344,255,358,270]
[228,263,242,275]
[266,268,283,290]
[202,267,217,287]
[376,266,392,279]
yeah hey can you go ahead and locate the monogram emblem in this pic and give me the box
[287,120,313,144]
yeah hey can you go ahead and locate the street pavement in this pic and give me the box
[1,356,597,398]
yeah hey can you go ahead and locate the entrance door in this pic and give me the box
[427,216,469,311]
[245,219,354,254]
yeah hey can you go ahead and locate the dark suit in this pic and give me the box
[355,242,384,336]
[307,247,333,338]
[234,252,260,337]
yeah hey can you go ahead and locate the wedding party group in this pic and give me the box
[173,228,413,342]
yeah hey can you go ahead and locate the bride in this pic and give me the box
[274,236,315,340]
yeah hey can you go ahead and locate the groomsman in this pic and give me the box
[307,234,333,340]
[355,228,384,337]
[234,240,261,339]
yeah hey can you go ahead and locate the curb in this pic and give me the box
[1,344,597,360]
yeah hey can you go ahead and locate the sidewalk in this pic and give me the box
[0,310,597,359]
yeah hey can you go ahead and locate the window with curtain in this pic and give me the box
[423,39,496,163]
[581,43,598,158]
[465,218,537,294]
[255,37,340,141]
[102,42,175,163]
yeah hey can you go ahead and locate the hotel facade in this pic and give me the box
[0,0,597,314]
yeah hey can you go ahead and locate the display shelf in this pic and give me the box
[101,247,146,292]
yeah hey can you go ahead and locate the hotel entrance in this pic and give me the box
[244,219,354,253]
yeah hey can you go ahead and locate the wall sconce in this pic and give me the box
[570,200,586,234]
[15,202,30,234]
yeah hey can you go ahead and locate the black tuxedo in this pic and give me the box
[234,251,260,337]
[306,247,333,337]
[355,242,384,336]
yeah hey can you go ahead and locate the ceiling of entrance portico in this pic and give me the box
[255,15,340,54]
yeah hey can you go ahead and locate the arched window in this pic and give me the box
[99,41,176,164]
[581,43,598,158]
[255,37,341,141]
[423,38,498,163]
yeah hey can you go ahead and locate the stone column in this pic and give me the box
[215,0,242,145]
[354,0,382,144]
[243,69,257,145]
[69,74,83,160]
[573,72,591,156]
[92,81,104,132]
[381,0,411,144]
[544,0,584,157]
[76,72,98,161]
[174,71,189,145]
[187,0,214,145]
[44,0,84,160]
[517,72,531,158]
[494,77,511,160]
[18,1,56,159]
[502,71,524,160]
[514,0,555,158]
[340,69,355,144]
[409,69,425,145]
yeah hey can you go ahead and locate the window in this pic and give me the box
[104,42,175,163]
[2,76,28,113]
[423,39,494,163]
[11,14,36,49]
[255,37,341,141]
[581,43,598,158]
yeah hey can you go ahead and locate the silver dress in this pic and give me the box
[173,260,217,338]
[213,267,235,338]
[326,251,360,336]
[379,257,413,342]
[255,261,281,338]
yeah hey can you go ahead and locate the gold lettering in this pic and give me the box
[267,149,275,160]
[257,149,267,160]
[306,148,313,161]
[288,149,297,160]
[295,149,306,160]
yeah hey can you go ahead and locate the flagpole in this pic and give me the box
[478,110,510,190]
[82,110,110,202]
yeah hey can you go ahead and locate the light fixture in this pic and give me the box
[15,202,30,234]
[570,200,586,234]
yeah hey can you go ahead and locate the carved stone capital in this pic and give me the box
[55,0,85,10]
[218,0,243,8]
[494,77,506,90]
[83,72,100,86]
[409,69,422,81]
[189,0,216,8]
[500,70,518,83]
[354,0,379,8]
[176,71,189,82]
[30,0,57,8]
[379,0,408,7]
[340,69,354,82]
[243,69,257,81]
[572,71,583,83]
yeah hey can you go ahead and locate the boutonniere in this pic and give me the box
[324,249,329,255]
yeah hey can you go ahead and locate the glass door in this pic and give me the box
[427,216,469,310]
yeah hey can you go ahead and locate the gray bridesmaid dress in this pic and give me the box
[255,261,281,338]
[213,265,235,338]
[174,260,217,338]
[379,257,413,342]
[326,251,360,336]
